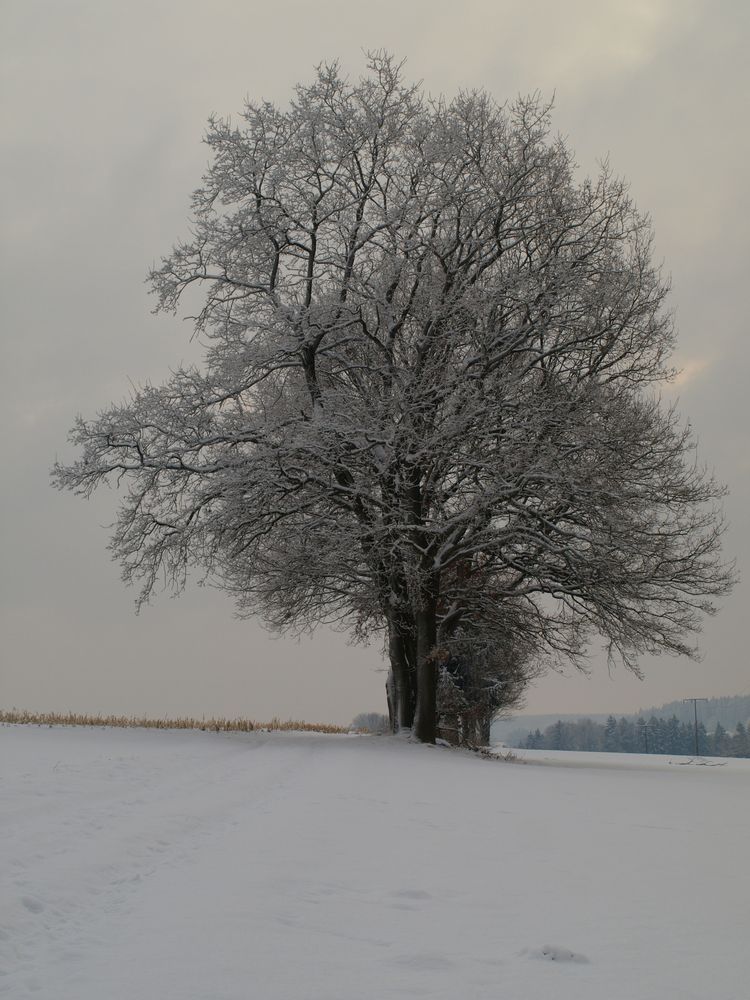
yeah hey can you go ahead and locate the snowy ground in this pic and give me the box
[1,726,747,999]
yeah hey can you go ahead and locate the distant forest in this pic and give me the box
[513,694,750,757]
[630,694,750,731]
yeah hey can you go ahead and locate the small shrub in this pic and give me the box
[351,712,390,734]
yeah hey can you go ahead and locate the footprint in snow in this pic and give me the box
[391,889,432,900]
[388,888,433,909]
[21,897,44,914]
[527,945,589,964]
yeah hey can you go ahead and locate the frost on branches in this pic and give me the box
[54,55,734,743]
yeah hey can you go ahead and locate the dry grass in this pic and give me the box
[0,709,348,734]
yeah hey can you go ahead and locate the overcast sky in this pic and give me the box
[1,0,747,725]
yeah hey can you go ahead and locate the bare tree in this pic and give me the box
[53,54,734,743]
[351,712,390,735]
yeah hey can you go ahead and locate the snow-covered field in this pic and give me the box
[1,726,747,999]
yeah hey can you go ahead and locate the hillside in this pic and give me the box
[2,725,747,999]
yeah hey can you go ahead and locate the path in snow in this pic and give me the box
[1,726,747,999]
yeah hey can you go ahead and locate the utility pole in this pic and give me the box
[683,698,708,756]
[637,720,651,753]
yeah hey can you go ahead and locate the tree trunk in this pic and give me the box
[385,671,395,731]
[477,715,492,747]
[413,602,438,743]
[387,620,414,731]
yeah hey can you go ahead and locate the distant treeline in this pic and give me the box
[496,694,750,749]
[521,714,750,758]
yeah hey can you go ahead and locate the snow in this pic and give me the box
[2,726,747,999]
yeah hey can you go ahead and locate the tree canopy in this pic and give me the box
[54,54,734,742]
